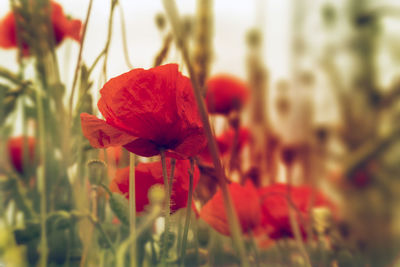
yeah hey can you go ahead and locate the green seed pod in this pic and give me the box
[148,184,165,206]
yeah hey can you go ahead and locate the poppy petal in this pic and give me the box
[123,138,160,157]
[80,113,136,148]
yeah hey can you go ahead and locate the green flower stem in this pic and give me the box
[160,148,171,265]
[180,159,195,266]
[35,87,48,267]
[129,153,137,267]
[117,2,134,69]
[168,158,176,197]
[87,0,117,76]
[162,1,249,266]
[9,175,35,219]
[68,0,94,114]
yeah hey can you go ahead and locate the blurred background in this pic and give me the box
[2,0,400,266]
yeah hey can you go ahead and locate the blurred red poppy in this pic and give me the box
[205,74,250,115]
[109,158,200,213]
[200,181,261,236]
[258,183,335,239]
[217,127,250,154]
[81,64,206,158]
[199,126,250,164]
[7,136,36,174]
[0,1,81,55]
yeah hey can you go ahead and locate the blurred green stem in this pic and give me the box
[35,87,48,267]
[68,0,94,114]
[9,175,35,219]
[129,153,137,267]
[160,148,171,265]
[117,204,162,267]
[117,2,134,69]
[87,0,117,76]
[162,1,249,266]
[180,159,194,266]
[168,158,176,197]
[286,165,311,267]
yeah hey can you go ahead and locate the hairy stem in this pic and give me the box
[180,159,195,266]
[160,149,171,264]
[129,153,137,267]
[36,87,48,267]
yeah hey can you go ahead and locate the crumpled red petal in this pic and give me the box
[80,113,136,148]
[95,64,206,158]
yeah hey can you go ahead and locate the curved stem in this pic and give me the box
[102,0,118,79]
[129,153,137,267]
[118,2,134,69]
[116,204,162,267]
[160,149,171,265]
[180,159,195,266]
[68,0,94,114]
[162,1,249,266]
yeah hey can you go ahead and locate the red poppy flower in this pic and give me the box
[199,127,250,164]
[109,158,200,213]
[258,183,335,239]
[7,136,36,174]
[200,181,261,236]
[205,74,250,115]
[0,1,81,54]
[81,64,206,158]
